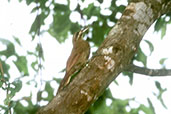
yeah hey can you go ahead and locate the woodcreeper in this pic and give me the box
[57,27,90,93]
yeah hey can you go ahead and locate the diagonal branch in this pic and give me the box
[37,0,171,114]
[125,64,171,76]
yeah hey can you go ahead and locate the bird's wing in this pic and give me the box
[66,50,82,73]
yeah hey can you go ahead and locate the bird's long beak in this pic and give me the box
[77,26,89,40]
[73,26,89,44]
[82,26,89,33]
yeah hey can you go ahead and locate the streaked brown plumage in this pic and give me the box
[57,27,90,93]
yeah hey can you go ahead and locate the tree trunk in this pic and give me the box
[37,0,171,114]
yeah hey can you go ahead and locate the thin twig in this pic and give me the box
[125,64,171,76]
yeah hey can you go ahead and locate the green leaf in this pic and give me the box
[36,43,44,60]
[29,12,48,39]
[9,101,17,108]
[109,98,129,114]
[59,68,66,73]
[154,81,167,109]
[134,48,147,66]
[53,77,62,84]
[159,58,167,65]
[4,94,11,105]
[161,24,166,39]
[144,40,154,55]
[97,0,103,3]
[12,79,22,92]
[0,60,10,77]
[122,71,134,85]
[87,96,112,114]
[113,80,119,85]
[82,3,100,19]
[118,5,126,12]
[147,98,155,114]
[70,23,80,34]
[0,38,16,58]
[27,51,37,57]
[37,91,42,102]
[31,6,39,13]
[13,36,21,46]
[90,21,109,46]
[154,17,167,39]
[43,82,54,101]
[103,89,113,99]
[54,3,69,11]
[0,105,8,110]
[0,79,3,87]
[13,98,38,114]
[154,17,164,32]
[86,90,130,114]
[159,95,167,109]
[13,56,29,76]
[48,8,71,43]
[129,108,139,114]
[31,61,38,71]
[26,0,33,5]
[155,81,162,91]
[9,80,22,97]
[0,38,11,45]
[139,104,155,114]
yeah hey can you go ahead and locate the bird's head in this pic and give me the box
[72,27,89,44]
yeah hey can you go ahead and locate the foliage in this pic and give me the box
[154,13,171,39]
[86,89,156,114]
[0,0,171,114]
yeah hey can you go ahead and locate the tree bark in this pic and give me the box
[37,0,171,114]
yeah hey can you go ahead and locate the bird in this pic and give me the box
[57,27,90,93]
